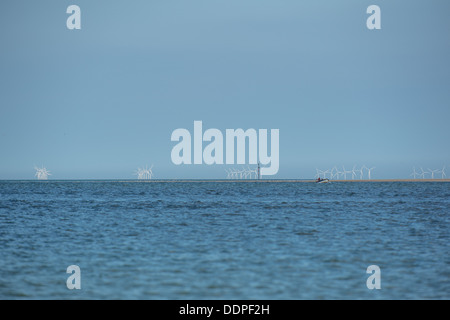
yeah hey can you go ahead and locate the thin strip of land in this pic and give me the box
[115,179,450,183]
[2,179,449,182]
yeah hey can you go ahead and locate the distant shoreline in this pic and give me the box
[1,179,449,183]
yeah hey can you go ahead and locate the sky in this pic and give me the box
[0,0,449,179]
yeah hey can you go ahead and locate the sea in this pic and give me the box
[0,180,448,300]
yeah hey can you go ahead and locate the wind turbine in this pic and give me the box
[35,166,51,180]
[328,167,336,180]
[135,164,154,180]
[440,166,446,179]
[334,167,342,180]
[148,165,154,179]
[143,166,149,179]
[246,167,252,179]
[34,167,41,179]
[247,166,253,179]
[341,166,347,180]
[419,167,428,179]
[351,165,357,180]
[232,168,238,179]
[367,167,375,180]
[428,168,439,180]
[135,168,143,179]
[359,166,365,180]
[410,167,418,179]
[242,167,247,179]
[342,166,352,180]
[251,167,258,179]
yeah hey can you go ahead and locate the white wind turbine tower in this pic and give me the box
[251,167,257,179]
[329,167,337,180]
[35,166,51,180]
[147,165,154,180]
[244,167,252,179]
[245,166,254,179]
[235,168,240,179]
[367,167,375,180]
[351,165,357,180]
[328,167,333,180]
[342,166,352,180]
[341,166,347,180]
[362,165,371,180]
[135,165,154,180]
[428,168,439,180]
[335,167,342,180]
[359,166,365,180]
[134,167,144,180]
[419,167,427,179]
[439,166,446,179]
[240,167,247,179]
[410,167,418,179]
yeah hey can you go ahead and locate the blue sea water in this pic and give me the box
[0,180,448,300]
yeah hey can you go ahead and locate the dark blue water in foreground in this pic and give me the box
[0,180,449,299]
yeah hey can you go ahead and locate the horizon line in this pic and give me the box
[1,179,449,183]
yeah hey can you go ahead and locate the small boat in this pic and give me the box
[316,178,330,183]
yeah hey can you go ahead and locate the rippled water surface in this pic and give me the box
[0,181,449,299]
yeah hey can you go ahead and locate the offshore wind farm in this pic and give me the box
[27,164,450,182]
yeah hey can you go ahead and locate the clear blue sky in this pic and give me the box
[0,0,449,179]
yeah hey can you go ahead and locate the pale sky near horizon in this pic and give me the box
[0,0,449,179]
